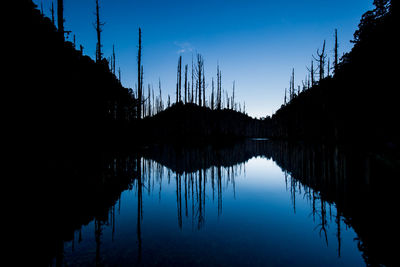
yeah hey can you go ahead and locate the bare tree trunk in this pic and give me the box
[232,81,235,110]
[184,65,188,104]
[176,55,182,103]
[95,0,104,62]
[57,0,64,37]
[191,55,194,103]
[311,60,315,86]
[112,45,116,75]
[217,65,222,110]
[196,54,204,107]
[334,29,339,74]
[50,2,55,25]
[211,77,215,110]
[313,40,326,81]
[284,88,287,105]
[202,69,205,107]
[137,28,142,119]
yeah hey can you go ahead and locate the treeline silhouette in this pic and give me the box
[16,0,266,154]
[265,1,399,151]
[18,1,138,153]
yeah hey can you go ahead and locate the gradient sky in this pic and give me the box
[34,0,374,118]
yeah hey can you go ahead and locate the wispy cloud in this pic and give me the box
[174,42,193,54]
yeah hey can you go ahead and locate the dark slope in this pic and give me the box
[266,2,399,151]
[15,1,137,153]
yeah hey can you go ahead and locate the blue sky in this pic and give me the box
[34,0,374,118]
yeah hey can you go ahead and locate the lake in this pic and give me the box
[47,140,396,266]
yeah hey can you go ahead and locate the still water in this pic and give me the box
[54,140,375,266]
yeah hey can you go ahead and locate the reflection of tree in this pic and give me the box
[271,140,397,266]
[139,153,245,230]
[45,153,139,266]
[50,140,396,267]
[136,157,143,263]
[95,219,103,266]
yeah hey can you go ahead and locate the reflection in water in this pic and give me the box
[139,158,241,231]
[48,140,397,266]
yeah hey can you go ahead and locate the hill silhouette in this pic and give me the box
[16,1,137,153]
[266,1,399,151]
[140,102,267,144]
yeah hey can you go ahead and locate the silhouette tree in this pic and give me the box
[231,81,235,110]
[94,0,105,62]
[284,88,287,105]
[184,64,188,104]
[137,28,143,119]
[211,77,215,110]
[57,0,64,36]
[50,2,55,25]
[334,29,339,73]
[111,45,116,75]
[195,54,204,106]
[191,55,194,103]
[217,64,222,110]
[176,55,182,103]
[307,60,315,87]
[202,68,206,107]
[313,40,327,81]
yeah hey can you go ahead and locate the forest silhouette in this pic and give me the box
[264,1,399,152]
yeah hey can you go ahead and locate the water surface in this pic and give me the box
[56,141,371,266]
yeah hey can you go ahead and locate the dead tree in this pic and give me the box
[226,90,229,109]
[57,0,64,36]
[211,77,215,110]
[306,60,315,87]
[289,68,295,101]
[191,56,194,103]
[176,56,182,103]
[232,81,235,110]
[94,0,105,62]
[195,54,204,106]
[184,65,188,104]
[202,69,206,107]
[147,85,151,117]
[284,88,287,105]
[334,29,339,74]
[158,79,163,112]
[327,58,330,77]
[313,40,327,81]
[216,64,222,110]
[112,45,116,75]
[137,28,143,119]
[50,2,55,25]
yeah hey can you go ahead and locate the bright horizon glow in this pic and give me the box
[33,0,374,118]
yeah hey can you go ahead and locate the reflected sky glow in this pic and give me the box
[60,156,364,266]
